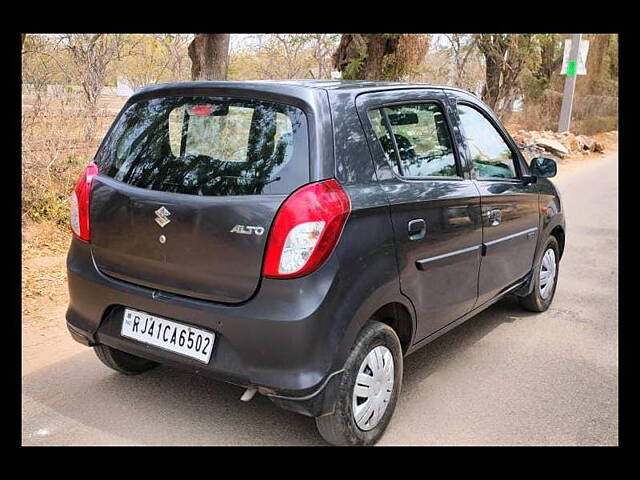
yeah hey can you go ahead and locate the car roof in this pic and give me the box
[134,79,476,97]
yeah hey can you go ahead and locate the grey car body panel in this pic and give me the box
[444,90,541,304]
[353,88,484,341]
[90,176,287,303]
[444,89,565,299]
[66,80,565,417]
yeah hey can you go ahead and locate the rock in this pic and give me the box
[560,132,579,153]
[534,137,569,157]
[591,141,605,153]
[576,135,593,151]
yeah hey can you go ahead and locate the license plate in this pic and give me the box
[121,308,215,364]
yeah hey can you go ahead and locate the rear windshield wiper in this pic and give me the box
[161,175,282,187]
[214,175,281,184]
[261,176,281,186]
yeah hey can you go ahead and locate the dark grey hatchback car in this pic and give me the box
[66,80,565,445]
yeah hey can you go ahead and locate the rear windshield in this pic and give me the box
[95,96,309,196]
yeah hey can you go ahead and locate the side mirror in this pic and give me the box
[529,157,557,178]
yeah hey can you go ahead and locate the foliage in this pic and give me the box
[229,34,339,80]
[111,34,192,88]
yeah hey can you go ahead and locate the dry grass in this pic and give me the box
[507,90,618,136]
[22,91,126,226]
[21,92,123,326]
[22,220,70,326]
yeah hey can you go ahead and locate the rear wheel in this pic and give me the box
[315,321,403,446]
[518,236,560,312]
[94,344,158,375]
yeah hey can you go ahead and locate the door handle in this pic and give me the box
[408,219,426,240]
[485,209,502,226]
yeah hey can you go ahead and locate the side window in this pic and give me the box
[367,103,458,178]
[366,108,395,164]
[457,104,517,179]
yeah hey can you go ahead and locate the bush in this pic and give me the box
[23,189,72,225]
[22,90,121,226]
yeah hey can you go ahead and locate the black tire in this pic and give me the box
[315,321,403,446]
[518,236,560,312]
[93,344,158,375]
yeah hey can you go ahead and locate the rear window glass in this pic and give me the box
[96,96,309,196]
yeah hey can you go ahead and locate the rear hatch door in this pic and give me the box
[89,93,309,303]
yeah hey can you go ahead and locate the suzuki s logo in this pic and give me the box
[230,224,265,236]
[154,206,171,228]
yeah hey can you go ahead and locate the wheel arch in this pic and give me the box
[334,287,417,371]
[550,225,565,259]
[368,302,414,354]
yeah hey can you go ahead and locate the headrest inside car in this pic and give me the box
[388,112,419,126]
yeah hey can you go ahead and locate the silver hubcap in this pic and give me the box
[539,248,557,299]
[352,345,394,431]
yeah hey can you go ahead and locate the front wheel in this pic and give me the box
[518,236,560,312]
[315,321,403,446]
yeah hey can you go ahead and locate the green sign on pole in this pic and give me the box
[566,60,577,77]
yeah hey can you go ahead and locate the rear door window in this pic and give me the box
[367,103,459,178]
[97,96,308,196]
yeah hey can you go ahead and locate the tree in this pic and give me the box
[162,34,192,82]
[62,34,131,139]
[188,34,230,80]
[112,34,192,89]
[228,34,339,81]
[476,34,538,116]
[21,34,68,119]
[537,34,563,90]
[443,34,478,88]
[307,34,340,79]
[333,34,429,81]
[585,34,615,95]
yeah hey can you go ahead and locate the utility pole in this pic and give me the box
[558,34,582,133]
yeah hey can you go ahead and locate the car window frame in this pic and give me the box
[455,100,526,182]
[356,90,467,183]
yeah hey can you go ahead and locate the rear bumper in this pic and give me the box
[65,237,345,416]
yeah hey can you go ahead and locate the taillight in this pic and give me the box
[263,179,351,279]
[70,162,98,242]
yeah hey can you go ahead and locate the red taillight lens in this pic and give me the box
[70,162,98,242]
[263,179,351,279]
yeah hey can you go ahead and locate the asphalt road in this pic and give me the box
[22,154,618,446]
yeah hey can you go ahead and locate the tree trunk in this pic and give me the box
[482,52,503,109]
[333,34,409,80]
[188,34,230,80]
[538,36,561,87]
[477,34,533,115]
[586,34,611,94]
[361,34,397,80]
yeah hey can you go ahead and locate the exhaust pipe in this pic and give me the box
[240,386,258,402]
